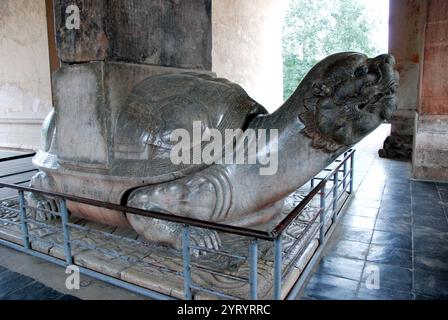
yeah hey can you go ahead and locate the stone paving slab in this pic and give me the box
[0,266,78,300]
[300,125,448,300]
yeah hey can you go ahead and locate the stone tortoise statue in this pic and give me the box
[29,52,398,253]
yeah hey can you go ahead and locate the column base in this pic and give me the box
[378,134,413,160]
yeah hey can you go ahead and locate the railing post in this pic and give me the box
[273,235,282,300]
[18,191,30,250]
[332,170,339,220]
[249,238,258,300]
[343,153,348,190]
[310,178,315,189]
[349,152,355,194]
[182,225,192,300]
[58,198,72,265]
[319,183,326,244]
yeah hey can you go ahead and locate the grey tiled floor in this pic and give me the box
[2,127,447,300]
[299,125,448,300]
[0,264,78,300]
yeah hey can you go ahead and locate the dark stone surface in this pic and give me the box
[335,225,373,244]
[328,240,370,260]
[0,267,78,300]
[414,251,448,274]
[367,244,412,268]
[371,230,412,251]
[362,262,413,292]
[0,270,35,298]
[303,273,358,300]
[357,286,413,300]
[53,0,212,70]
[412,199,446,218]
[315,256,365,281]
[414,269,448,299]
[299,134,448,300]
[0,265,7,274]
[379,201,412,214]
[374,218,412,236]
[58,294,81,300]
[106,0,212,69]
[2,281,64,300]
[378,206,411,219]
[54,0,108,62]
[413,214,448,232]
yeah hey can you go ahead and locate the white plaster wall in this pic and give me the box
[0,0,52,150]
[212,0,287,112]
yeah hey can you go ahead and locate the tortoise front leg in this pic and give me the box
[26,171,58,221]
[126,187,221,256]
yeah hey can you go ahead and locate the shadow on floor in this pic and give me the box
[299,124,448,300]
[0,264,78,300]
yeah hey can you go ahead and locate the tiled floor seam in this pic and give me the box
[353,157,381,299]
[436,184,448,224]
[410,182,416,300]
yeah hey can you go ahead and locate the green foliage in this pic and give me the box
[283,0,381,99]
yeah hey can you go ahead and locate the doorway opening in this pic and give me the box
[282,0,389,101]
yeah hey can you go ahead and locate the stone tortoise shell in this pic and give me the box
[110,72,267,183]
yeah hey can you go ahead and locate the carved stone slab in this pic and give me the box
[53,0,212,70]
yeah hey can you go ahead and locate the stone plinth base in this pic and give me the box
[412,116,448,182]
[379,110,415,161]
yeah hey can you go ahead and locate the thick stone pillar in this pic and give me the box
[50,0,212,167]
[54,0,212,69]
[412,0,448,181]
[379,0,426,160]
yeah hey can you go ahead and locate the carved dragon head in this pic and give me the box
[299,52,399,152]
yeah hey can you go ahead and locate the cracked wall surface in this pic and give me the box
[0,0,52,150]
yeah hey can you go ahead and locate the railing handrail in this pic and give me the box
[0,149,354,241]
[0,152,36,163]
[0,182,274,240]
[270,149,355,237]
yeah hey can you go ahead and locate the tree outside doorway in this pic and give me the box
[283,0,389,100]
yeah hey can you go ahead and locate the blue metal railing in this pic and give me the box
[0,149,355,300]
